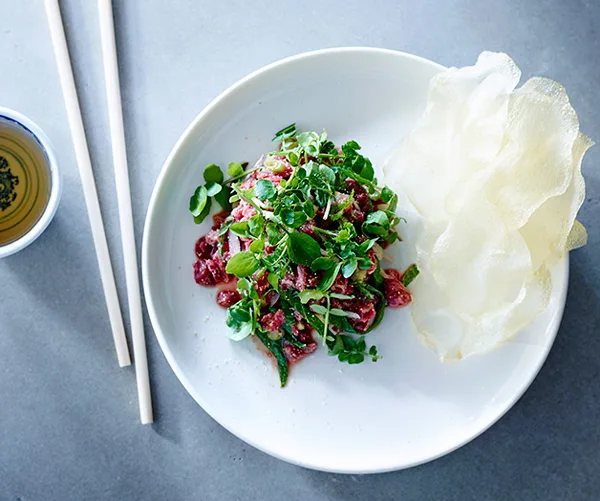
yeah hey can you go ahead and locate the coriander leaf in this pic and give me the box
[401,264,420,286]
[205,181,222,197]
[189,185,208,217]
[225,251,259,277]
[227,162,244,177]
[299,289,325,304]
[311,257,334,271]
[329,293,354,300]
[249,238,265,253]
[254,179,277,201]
[310,304,328,315]
[203,164,224,183]
[288,232,321,266]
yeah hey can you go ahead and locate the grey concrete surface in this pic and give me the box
[0,0,599,499]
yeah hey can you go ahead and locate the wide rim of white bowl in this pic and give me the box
[142,47,568,474]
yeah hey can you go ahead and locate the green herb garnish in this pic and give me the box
[190,124,419,386]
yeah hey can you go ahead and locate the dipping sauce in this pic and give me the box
[0,118,52,247]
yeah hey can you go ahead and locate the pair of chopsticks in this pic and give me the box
[45,0,152,424]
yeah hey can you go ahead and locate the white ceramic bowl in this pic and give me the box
[0,107,61,258]
[142,48,567,473]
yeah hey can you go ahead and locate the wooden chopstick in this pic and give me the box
[45,0,131,368]
[97,0,153,424]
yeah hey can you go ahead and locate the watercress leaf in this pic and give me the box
[303,200,316,219]
[382,231,399,243]
[311,257,334,271]
[297,131,320,156]
[229,221,249,237]
[225,251,258,277]
[365,210,389,227]
[281,208,307,228]
[248,214,265,236]
[329,293,354,300]
[363,210,391,236]
[369,345,378,358]
[236,278,250,291]
[342,257,358,278]
[356,337,366,353]
[327,313,357,334]
[310,304,328,315]
[299,289,325,304]
[341,140,361,156]
[319,164,336,184]
[225,320,253,341]
[401,264,420,286]
[358,258,373,270]
[380,185,394,203]
[189,185,208,217]
[358,238,378,254]
[267,271,280,290]
[254,179,277,201]
[388,193,398,213]
[360,158,374,181]
[319,262,342,291]
[296,167,306,180]
[249,238,265,253]
[347,353,365,364]
[288,232,321,266]
[193,197,211,224]
[332,335,345,355]
[205,181,222,197]
[314,189,329,207]
[330,308,351,317]
[227,162,244,178]
[338,352,350,362]
[214,185,232,211]
[203,164,224,183]
[288,151,300,166]
[266,222,283,245]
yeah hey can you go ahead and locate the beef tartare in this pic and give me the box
[189,124,418,386]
